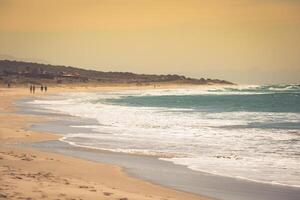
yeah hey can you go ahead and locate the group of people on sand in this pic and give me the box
[30,85,47,94]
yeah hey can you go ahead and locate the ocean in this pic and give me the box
[28,84,300,187]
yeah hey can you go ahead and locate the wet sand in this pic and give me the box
[26,140,300,200]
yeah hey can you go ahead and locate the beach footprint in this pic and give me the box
[103,192,113,196]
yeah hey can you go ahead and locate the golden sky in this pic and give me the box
[1,0,300,84]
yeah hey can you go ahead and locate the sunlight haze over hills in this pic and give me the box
[0,0,300,84]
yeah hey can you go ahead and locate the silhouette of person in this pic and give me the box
[44,86,47,92]
[33,85,35,94]
[41,85,44,92]
[30,85,33,93]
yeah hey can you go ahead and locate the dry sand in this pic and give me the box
[0,85,209,200]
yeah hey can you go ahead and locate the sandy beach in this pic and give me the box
[0,85,208,200]
[2,1,300,199]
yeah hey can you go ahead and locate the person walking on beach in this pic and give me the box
[41,85,44,92]
[30,85,33,93]
[32,85,35,94]
[44,85,47,92]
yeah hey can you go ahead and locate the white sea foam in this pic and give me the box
[28,85,300,187]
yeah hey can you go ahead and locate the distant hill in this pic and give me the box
[0,60,234,85]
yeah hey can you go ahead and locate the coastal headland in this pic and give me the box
[0,60,233,86]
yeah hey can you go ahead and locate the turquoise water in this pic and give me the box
[30,84,300,187]
[105,85,300,130]
[106,91,300,113]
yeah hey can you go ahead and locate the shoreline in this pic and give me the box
[18,85,300,189]
[18,94,300,200]
[21,139,300,200]
[0,85,208,200]
[25,112,300,190]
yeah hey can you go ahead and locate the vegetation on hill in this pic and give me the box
[0,60,234,85]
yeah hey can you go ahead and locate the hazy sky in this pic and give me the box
[1,0,300,84]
